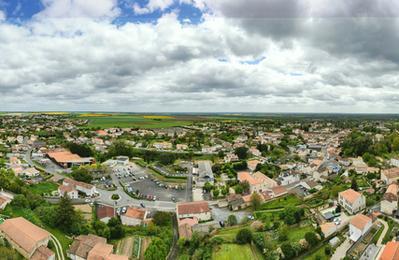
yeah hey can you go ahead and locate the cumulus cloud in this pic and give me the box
[38,0,120,18]
[0,10,5,21]
[133,0,175,15]
[0,1,399,112]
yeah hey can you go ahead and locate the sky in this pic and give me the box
[0,0,399,113]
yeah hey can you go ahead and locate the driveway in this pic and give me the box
[377,219,389,246]
[331,237,352,260]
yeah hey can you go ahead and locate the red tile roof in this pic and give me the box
[380,241,399,260]
[0,217,50,255]
[177,201,210,215]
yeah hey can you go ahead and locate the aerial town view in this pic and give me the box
[1,1,399,260]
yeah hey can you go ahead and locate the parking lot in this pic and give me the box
[110,163,188,202]
[127,178,187,202]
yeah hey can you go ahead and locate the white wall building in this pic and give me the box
[338,189,366,215]
[349,214,372,242]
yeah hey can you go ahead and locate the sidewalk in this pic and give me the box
[331,238,352,260]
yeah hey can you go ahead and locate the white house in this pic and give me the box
[278,172,300,186]
[176,201,212,222]
[338,189,366,215]
[390,158,399,167]
[349,214,372,242]
[381,184,398,215]
[58,185,78,199]
[62,178,97,197]
[0,191,13,210]
[120,207,148,226]
[381,168,399,184]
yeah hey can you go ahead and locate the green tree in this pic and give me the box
[351,178,358,191]
[55,195,76,233]
[251,192,262,210]
[93,220,110,239]
[227,215,237,226]
[108,217,124,239]
[304,232,319,247]
[280,242,296,259]
[144,237,168,260]
[11,194,29,208]
[236,228,252,244]
[71,167,93,183]
[153,211,171,226]
[234,147,249,160]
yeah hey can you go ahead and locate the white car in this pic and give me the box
[333,217,341,225]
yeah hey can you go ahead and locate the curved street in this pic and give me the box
[50,234,64,260]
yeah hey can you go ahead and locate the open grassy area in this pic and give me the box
[213,225,250,242]
[78,114,194,129]
[303,244,331,260]
[288,225,315,242]
[148,168,187,184]
[28,182,58,195]
[212,244,263,260]
[260,194,302,210]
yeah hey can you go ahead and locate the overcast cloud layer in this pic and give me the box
[0,0,399,112]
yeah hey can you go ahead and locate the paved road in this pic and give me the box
[377,219,389,246]
[331,237,352,260]
[50,234,64,260]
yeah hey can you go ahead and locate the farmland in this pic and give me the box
[78,114,195,129]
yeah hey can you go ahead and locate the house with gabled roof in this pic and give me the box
[338,189,366,214]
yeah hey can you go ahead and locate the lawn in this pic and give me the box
[213,225,250,242]
[78,114,193,129]
[28,182,58,195]
[303,244,330,260]
[288,225,315,242]
[148,168,187,184]
[260,195,302,210]
[212,244,263,260]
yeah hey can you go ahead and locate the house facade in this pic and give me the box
[381,184,398,215]
[349,214,372,242]
[176,201,212,222]
[338,189,366,214]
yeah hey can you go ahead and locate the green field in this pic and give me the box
[78,114,194,129]
[288,225,315,242]
[28,182,58,195]
[304,244,331,260]
[260,194,302,210]
[212,244,263,260]
[213,225,250,242]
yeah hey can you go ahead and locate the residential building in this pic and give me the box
[0,191,13,210]
[338,189,366,214]
[58,184,78,199]
[61,178,97,197]
[381,168,399,184]
[194,160,214,187]
[0,217,53,259]
[389,158,399,167]
[47,150,94,168]
[237,171,277,193]
[96,204,116,224]
[120,207,148,226]
[247,159,260,172]
[381,184,398,215]
[349,214,372,242]
[379,241,399,260]
[277,171,300,186]
[176,201,212,222]
[320,222,337,238]
[67,234,128,260]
